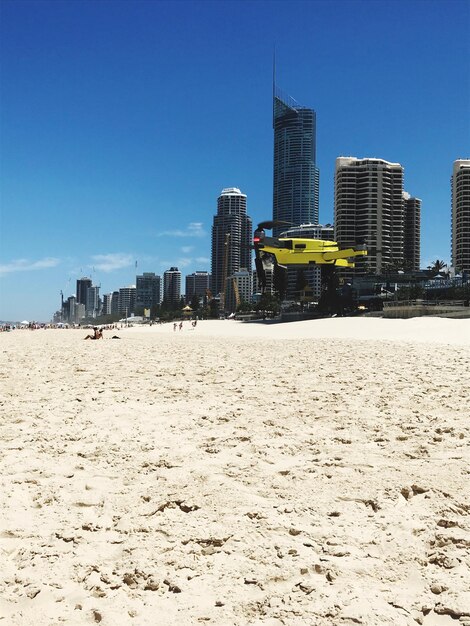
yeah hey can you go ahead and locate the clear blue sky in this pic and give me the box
[1,0,469,322]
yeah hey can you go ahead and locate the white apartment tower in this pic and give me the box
[211,188,252,299]
[226,268,252,312]
[334,157,405,275]
[451,159,470,274]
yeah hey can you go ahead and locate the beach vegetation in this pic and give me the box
[254,293,281,316]
[426,259,447,277]
[190,294,201,311]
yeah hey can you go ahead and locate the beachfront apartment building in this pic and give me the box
[102,293,113,316]
[334,157,407,276]
[111,291,120,316]
[118,285,136,317]
[451,159,470,274]
[85,285,100,318]
[225,268,252,312]
[135,272,161,313]
[163,267,182,307]
[403,192,421,271]
[185,271,210,304]
[211,188,252,301]
[62,295,85,324]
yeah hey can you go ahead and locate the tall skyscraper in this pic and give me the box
[135,272,161,313]
[403,193,421,271]
[211,188,252,299]
[273,87,319,235]
[163,267,182,306]
[451,159,470,274]
[76,277,92,306]
[334,157,405,275]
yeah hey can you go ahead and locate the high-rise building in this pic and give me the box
[334,157,405,275]
[451,159,470,274]
[253,265,274,296]
[273,87,319,236]
[118,285,136,316]
[135,273,161,313]
[403,192,421,271]
[211,188,252,300]
[102,293,113,316]
[163,267,182,307]
[111,291,120,316]
[86,285,100,318]
[63,295,85,324]
[76,277,92,306]
[185,271,210,304]
[226,268,252,312]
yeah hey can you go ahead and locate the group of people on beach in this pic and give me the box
[173,319,197,331]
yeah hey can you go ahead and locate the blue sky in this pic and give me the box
[1,0,469,321]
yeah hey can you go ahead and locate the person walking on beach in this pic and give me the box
[179,321,183,331]
[173,322,177,332]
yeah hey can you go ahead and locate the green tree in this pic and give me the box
[427,259,447,277]
[209,298,219,318]
[255,293,281,316]
[190,293,200,311]
[236,300,252,313]
[395,285,425,301]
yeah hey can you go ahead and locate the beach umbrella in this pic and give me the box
[21,320,29,324]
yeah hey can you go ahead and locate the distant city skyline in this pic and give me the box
[1,0,469,321]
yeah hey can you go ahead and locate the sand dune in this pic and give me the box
[1,318,469,625]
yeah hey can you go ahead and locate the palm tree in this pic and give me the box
[427,259,447,277]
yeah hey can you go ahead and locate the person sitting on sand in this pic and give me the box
[84,327,103,340]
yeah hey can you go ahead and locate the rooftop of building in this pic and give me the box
[453,159,470,172]
[220,187,246,197]
[274,85,311,111]
[336,156,402,168]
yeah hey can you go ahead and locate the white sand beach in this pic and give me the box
[1,318,469,625]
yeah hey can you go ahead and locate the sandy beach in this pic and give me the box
[1,318,469,626]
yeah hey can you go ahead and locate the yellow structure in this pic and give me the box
[253,221,367,296]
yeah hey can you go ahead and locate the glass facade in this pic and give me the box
[273,88,319,236]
